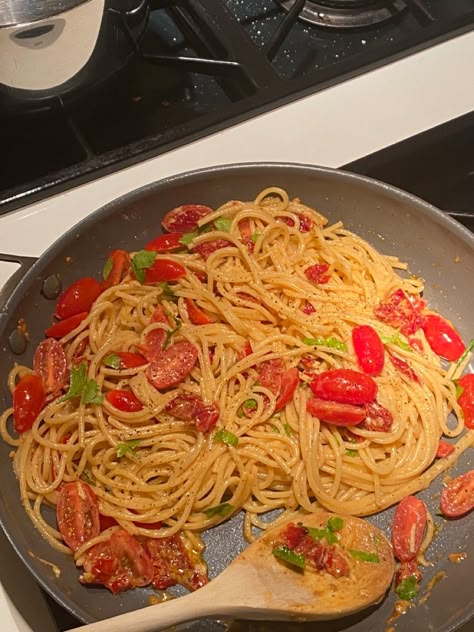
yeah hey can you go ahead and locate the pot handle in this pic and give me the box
[0,253,38,315]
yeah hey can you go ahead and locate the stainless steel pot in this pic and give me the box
[0,0,150,110]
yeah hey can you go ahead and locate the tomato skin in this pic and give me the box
[275,367,299,411]
[147,340,198,390]
[389,353,420,383]
[33,339,67,394]
[112,352,147,369]
[307,397,366,426]
[56,277,102,320]
[392,496,427,562]
[352,325,384,376]
[193,239,230,259]
[13,374,46,433]
[277,213,313,232]
[45,312,88,338]
[422,314,465,361]
[106,389,144,412]
[56,481,100,551]
[145,232,185,252]
[310,369,377,405]
[102,249,130,289]
[440,470,474,518]
[143,258,186,283]
[305,263,330,284]
[360,400,393,432]
[185,298,213,325]
[458,374,474,429]
[436,440,455,458]
[165,393,219,432]
[162,204,213,233]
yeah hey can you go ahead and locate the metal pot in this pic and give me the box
[0,0,150,111]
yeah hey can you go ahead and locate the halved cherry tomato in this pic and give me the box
[238,341,253,360]
[305,263,330,284]
[102,249,131,289]
[258,358,284,396]
[137,305,172,360]
[100,514,118,531]
[185,298,213,325]
[389,353,420,383]
[307,397,366,426]
[193,239,230,259]
[352,325,384,376]
[422,314,465,361]
[13,374,46,433]
[56,481,100,551]
[162,204,213,233]
[374,289,426,336]
[106,389,144,412]
[440,470,474,518]
[109,352,147,369]
[145,232,185,252]
[143,258,186,283]
[392,495,427,562]
[165,393,219,432]
[277,213,313,232]
[395,559,422,587]
[360,400,393,432]
[45,312,88,338]
[147,340,198,390]
[436,440,455,458]
[301,301,316,315]
[310,369,377,405]
[33,339,67,394]
[275,367,299,411]
[457,373,474,429]
[55,277,102,320]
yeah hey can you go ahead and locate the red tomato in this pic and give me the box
[193,239,230,259]
[102,249,130,289]
[238,341,253,360]
[389,353,420,383]
[238,218,254,253]
[145,232,185,252]
[279,522,307,549]
[395,559,422,587]
[100,514,119,531]
[55,277,102,320]
[352,325,384,376]
[360,400,393,432]
[275,367,299,411]
[422,314,465,361]
[458,374,474,429]
[111,352,147,369]
[147,340,198,390]
[392,495,427,562]
[145,533,208,591]
[374,289,425,336]
[143,258,186,283]
[310,369,377,405]
[277,213,313,232]
[436,440,455,458]
[106,389,144,412]
[301,301,316,315]
[305,263,330,284]
[185,298,213,325]
[33,339,67,394]
[162,204,213,233]
[165,393,219,432]
[56,481,100,551]
[258,358,285,396]
[307,397,366,426]
[13,374,46,434]
[45,312,88,338]
[440,470,474,518]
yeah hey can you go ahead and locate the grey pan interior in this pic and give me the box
[0,163,472,631]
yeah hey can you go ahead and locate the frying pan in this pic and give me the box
[0,163,473,632]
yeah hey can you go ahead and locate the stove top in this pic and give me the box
[1,0,473,214]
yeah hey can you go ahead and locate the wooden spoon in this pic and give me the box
[71,509,394,632]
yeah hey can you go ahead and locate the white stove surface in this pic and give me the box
[0,29,473,632]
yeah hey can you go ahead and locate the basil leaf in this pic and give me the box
[116,439,141,458]
[251,232,260,243]
[213,429,239,447]
[327,516,344,532]
[381,332,411,352]
[203,502,234,518]
[131,250,156,283]
[159,282,176,300]
[271,424,280,433]
[307,526,337,545]
[283,423,292,437]
[179,232,197,246]
[163,318,182,349]
[82,379,104,405]
[395,575,419,600]
[454,380,464,399]
[103,353,122,369]
[102,256,113,281]
[80,468,95,486]
[453,338,474,372]
[214,217,232,232]
[59,363,87,402]
[272,546,305,569]
[349,549,379,563]
[346,448,358,457]
[303,337,347,352]
[243,398,257,410]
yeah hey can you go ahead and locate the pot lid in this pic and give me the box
[0,0,92,28]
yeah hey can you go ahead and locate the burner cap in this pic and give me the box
[276,0,407,28]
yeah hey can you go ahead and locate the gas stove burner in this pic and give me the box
[277,0,407,28]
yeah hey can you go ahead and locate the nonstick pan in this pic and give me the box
[0,163,472,632]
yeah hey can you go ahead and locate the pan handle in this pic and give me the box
[0,253,38,316]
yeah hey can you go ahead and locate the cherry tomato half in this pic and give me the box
[457,374,474,429]
[143,259,186,283]
[146,340,198,390]
[193,239,230,260]
[275,367,299,412]
[440,470,474,518]
[145,232,185,252]
[162,204,213,233]
[258,359,284,396]
[360,400,393,432]
[110,352,147,369]
[304,263,330,284]
[352,325,384,376]
[56,277,102,320]
[392,495,427,562]
[185,298,213,325]
[306,397,366,426]
[436,440,455,458]
[56,481,100,551]
[310,369,377,405]
[374,289,425,336]
[13,374,46,434]
[33,339,67,394]
[106,389,144,412]
[389,354,420,383]
[165,393,219,432]
[45,312,88,339]
[102,249,131,290]
[422,314,465,361]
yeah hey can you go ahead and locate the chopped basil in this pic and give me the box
[327,516,344,532]
[251,232,260,243]
[346,448,358,457]
[349,549,380,563]
[453,380,464,399]
[80,468,95,486]
[179,232,197,246]
[272,546,305,569]
[159,282,176,300]
[271,424,280,433]
[82,379,104,405]
[163,318,182,349]
[102,256,113,281]
[103,353,122,369]
[213,429,239,447]
[381,332,411,352]
[60,363,102,405]
[203,502,234,518]
[214,217,232,232]
[303,337,347,352]
[243,398,257,410]
[306,526,337,545]
[395,575,419,600]
[116,439,141,458]
[131,250,156,283]
[283,423,292,436]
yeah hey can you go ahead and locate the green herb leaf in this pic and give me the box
[59,363,88,402]
[214,217,232,233]
[306,526,337,545]
[163,318,182,349]
[102,257,113,281]
[349,549,380,563]
[159,282,176,300]
[131,250,156,283]
[381,332,411,352]
[81,379,103,405]
[283,423,292,437]
[453,338,474,373]
[213,429,239,447]
[203,502,235,518]
[327,516,344,532]
[179,232,198,246]
[346,448,358,457]
[272,546,305,569]
[103,353,122,369]
[454,380,464,399]
[303,337,347,352]
[243,398,257,410]
[395,575,419,600]
[116,439,141,458]
[80,468,95,486]
[271,424,280,433]
[251,232,260,243]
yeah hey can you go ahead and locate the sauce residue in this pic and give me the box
[386,600,413,624]
[148,591,173,606]
[448,552,467,564]
[419,570,446,605]
[28,551,61,578]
